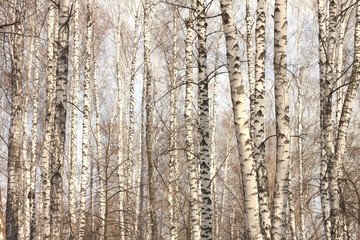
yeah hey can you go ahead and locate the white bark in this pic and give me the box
[196,0,212,238]
[41,3,56,239]
[0,190,4,240]
[144,0,158,238]
[220,0,262,239]
[30,7,41,238]
[329,2,360,239]
[169,2,179,239]
[254,0,271,238]
[69,0,80,238]
[318,0,332,238]
[185,1,201,238]
[19,27,34,240]
[115,9,125,239]
[79,2,93,239]
[271,0,291,238]
[6,2,23,239]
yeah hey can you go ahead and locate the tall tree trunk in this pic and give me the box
[144,0,157,238]
[246,0,256,139]
[30,7,41,238]
[129,8,140,239]
[330,2,360,239]
[318,0,332,238]
[20,27,34,240]
[69,0,80,238]
[93,65,106,240]
[254,0,271,238]
[41,2,57,239]
[271,0,291,239]
[185,1,201,238]
[115,10,126,240]
[79,2,93,239]
[220,0,262,239]
[196,0,212,239]
[169,2,179,239]
[296,79,305,240]
[6,1,24,239]
[51,0,70,238]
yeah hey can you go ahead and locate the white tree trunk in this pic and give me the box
[6,2,24,239]
[169,2,179,239]
[79,2,93,239]
[196,0,212,239]
[254,0,271,238]
[185,1,201,238]
[330,2,360,239]
[40,3,57,239]
[69,0,80,238]
[220,0,262,239]
[144,0,158,238]
[30,21,41,240]
[271,0,291,238]
[318,0,332,238]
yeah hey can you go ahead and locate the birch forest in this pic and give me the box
[1,0,360,239]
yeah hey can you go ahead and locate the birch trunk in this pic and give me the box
[69,0,80,238]
[144,0,158,238]
[296,81,305,240]
[246,0,256,139]
[210,61,218,239]
[254,0,271,238]
[272,0,291,239]
[330,2,360,239]
[318,0,332,238]
[79,3,93,239]
[30,11,41,239]
[50,0,70,237]
[128,9,140,238]
[41,2,57,239]
[185,1,201,238]
[20,29,34,240]
[6,2,24,239]
[196,0,212,238]
[220,0,262,239]
[93,66,106,240]
[169,2,179,239]
[115,10,125,239]
[288,163,297,240]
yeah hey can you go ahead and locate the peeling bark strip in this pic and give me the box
[69,0,80,238]
[272,0,291,239]
[185,1,201,238]
[196,0,212,239]
[220,0,262,239]
[144,0,158,238]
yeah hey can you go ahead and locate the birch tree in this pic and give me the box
[79,2,93,239]
[168,2,179,239]
[185,1,201,238]
[220,0,262,239]
[318,0,332,238]
[144,0,158,238]
[6,1,24,239]
[196,0,212,238]
[69,0,80,238]
[329,2,360,238]
[254,0,271,238]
